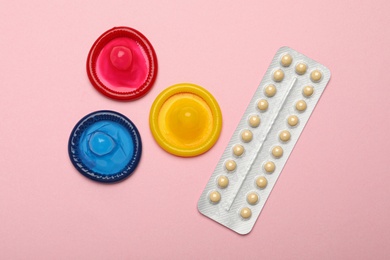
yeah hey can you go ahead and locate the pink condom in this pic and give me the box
[87,27,158,100]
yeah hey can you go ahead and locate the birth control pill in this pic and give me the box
[149,83,222,157]
[240,207,252,219]
[295,62,307,75]
[225,160,237,171]
[248,115,261,128]
[241,130,253,142]
[287,115,299,127]
[280,54,293,67]
[295,100,307,112]
[264,161,275,173]
[225,160,237,172]
[273,69,284,82]
[264,85,277,97]
[198,47,331,235]
[279,130,291,142]
[257,99,269,111]
[233,144,245,157]
[303,86,314,97]
[209,191,221,203]
[247,192,259,205]
[272,146,283,158]
[68,110,142,183]
[256,176,268,189]
[86,27,158,100]
[310,70,322,82]
[218,176,229,189]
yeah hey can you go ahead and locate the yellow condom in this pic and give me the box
[149,83,222,157]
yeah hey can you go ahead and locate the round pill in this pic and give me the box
[264,84,277,97]
[272,146,283,158]
[68,110,142,183]
[296,100,307,112]
[248,115,260,128]
[295,63,307,75]
[264,161,275,173]
[149,83,222,157]
[256,176,268,189]
[279,130,291,142]
[233,144,245,157]
[86,27,158,100]
[247,192,259,205]
[240,207,252,219]
[281,54,293,67]
[218,176,229,189]
[287,115,299,127]
[303,86,314,97]
[257,99,269,111]
[241,130,253,143]
[225,160,237,171]
[209,191,221,203]
[273,69,284,82]
[310,70,322,82]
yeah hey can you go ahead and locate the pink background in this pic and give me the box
[1,0,389,259]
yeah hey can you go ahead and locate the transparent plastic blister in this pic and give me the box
[197,47,331,234]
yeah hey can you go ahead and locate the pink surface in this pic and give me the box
[0,1,389,259]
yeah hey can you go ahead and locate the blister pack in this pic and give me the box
[197,46,331,234]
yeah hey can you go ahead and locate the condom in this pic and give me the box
[86,27,158,100]
[68,110,142,183]
[149,83,222,157]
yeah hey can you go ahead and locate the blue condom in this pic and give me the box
[68,110,142,183]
